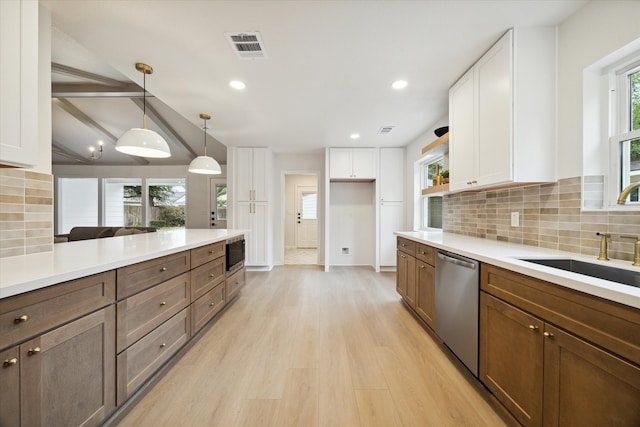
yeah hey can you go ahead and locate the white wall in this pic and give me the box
[272,151,325,265]
[329,181,375,266]
[557,1,640,179]
[284,174,318,248]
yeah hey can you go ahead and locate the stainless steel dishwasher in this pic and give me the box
[435,250,480,377]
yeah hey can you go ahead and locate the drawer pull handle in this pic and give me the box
[160,343,166,348]
[3,358,18,367]
[28,347,41,356]
[543,331,554,338]
[160,267,167,272]
[160,301,167,306]
[209,274,215,278]
[528,325,539,331]
[419,265,425,269]
[209,250,214,254]
[209,302,216,307]
[14,315,29,323]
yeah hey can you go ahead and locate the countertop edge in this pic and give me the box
[395,231,640,310]
[0,229,246,299]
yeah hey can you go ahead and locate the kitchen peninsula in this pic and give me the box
[0,229,245,427]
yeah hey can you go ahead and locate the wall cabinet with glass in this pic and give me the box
[448,28,556,192]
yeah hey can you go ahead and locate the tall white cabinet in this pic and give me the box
[379,148,404,268]
[449,28,556,192]
[230,147,272,268]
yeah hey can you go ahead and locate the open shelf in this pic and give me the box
[421,132,449,155]
[422,184,449,195]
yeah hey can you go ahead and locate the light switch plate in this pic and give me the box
[511,211,520,227]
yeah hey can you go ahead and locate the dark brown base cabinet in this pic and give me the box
[481,265,640,427]
[396,237,435,330]
[0,237,245,427]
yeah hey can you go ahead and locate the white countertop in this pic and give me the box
[396,231,640,310]
[0,229,245,299]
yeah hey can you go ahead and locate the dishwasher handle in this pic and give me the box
[437,252,477,270]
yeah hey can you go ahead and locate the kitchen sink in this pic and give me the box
[519,258,640,288]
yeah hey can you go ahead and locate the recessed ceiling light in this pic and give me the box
[229,80,246,90]
[350,133,360,140]
[392,80,408,89]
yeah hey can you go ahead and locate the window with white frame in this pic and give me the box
[419,156,444,229]
[610,60,640,204]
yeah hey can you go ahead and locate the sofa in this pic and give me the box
[54,226,157,243]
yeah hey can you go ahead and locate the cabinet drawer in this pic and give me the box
[190,256,225,301]
[482,264,640,366]
[116,308,190,405]
[116,273,190,353]
[0,271,115,350]
[397,237,416,257]
[117,251,190,299]
[415,243,435,266]
[191,241,225,269]
[226,268,246,302]
[191,283,225,335]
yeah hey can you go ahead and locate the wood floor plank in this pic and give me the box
[274,368,318,427]
[355,389,402,427]
[115,266,507,427]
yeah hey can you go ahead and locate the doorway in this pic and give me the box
[284,174,318,265]
[209,178,227,229]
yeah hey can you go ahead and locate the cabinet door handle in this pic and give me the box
[419,265,425,269]
[209,302,216,307]
[3,358,18,367]
[14,315,29,323]
[160,267,167,272]
[543,331,554,338]
[27,347,41,356]
[528,324,539,331]
[160,343,166,348]
[160,301,167,306]
[400,254,406,259]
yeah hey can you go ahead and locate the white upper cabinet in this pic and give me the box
[235,147,269,201]
[329,148,377,180]
[449,28,556,192]
[379,147,404,202]
[0,0,38,168]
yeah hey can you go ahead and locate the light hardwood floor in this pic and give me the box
[116,267,508,427]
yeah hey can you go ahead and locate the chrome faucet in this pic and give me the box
[596,232,611,261]
[617,182,640,204]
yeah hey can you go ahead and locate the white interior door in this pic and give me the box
[296,186,317,248]
[209,178,227,229]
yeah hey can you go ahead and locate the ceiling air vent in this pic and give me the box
[378,126,395,135]
[225,32,267,59]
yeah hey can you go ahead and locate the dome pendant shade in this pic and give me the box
[116,128,171,158]
[189,113,222,175]
[116,62,171,158]
[188,155,221,174]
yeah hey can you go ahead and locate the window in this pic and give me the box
[104,178,142,227]
[301,192,317,220]
[419,156,445,230]
[147,178,186,229]
[215,183,227,221]
[610,60,640,205]
[57,178,98,233]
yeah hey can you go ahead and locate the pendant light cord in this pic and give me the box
[203,118,208,156]
[142,71,147,128]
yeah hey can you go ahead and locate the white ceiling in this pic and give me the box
[43,0,587,165]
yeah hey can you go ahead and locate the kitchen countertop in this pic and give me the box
[396,231,640,310]
[0,229,245,300]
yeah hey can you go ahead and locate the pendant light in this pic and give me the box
[188,113,222,174]
[115,63,171,158]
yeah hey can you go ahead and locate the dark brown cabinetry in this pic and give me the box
[481,265,640,427]
[415,258,436,330]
